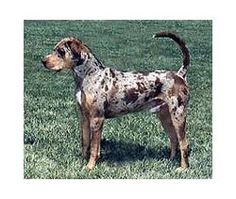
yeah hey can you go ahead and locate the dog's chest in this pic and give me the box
[76,90,82,105]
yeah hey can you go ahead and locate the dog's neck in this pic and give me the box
[72,52,104,89]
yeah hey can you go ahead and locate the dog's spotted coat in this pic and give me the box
[42,32,190,171]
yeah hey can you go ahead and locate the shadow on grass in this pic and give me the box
[24,136,181,165]
[100,138,179,164]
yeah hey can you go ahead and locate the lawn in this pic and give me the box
[24,20,212,179]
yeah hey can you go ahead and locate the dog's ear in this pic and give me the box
[67,39,82,55]
[66,39,89,63]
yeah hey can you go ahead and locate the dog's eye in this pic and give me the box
[57,48,65,57]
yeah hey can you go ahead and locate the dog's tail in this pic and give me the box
[153,32,190,78]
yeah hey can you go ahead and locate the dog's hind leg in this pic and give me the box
[158,101,189,171]
[158,103,178,160]
[171,105,189,171]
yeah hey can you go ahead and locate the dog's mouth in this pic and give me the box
[42,65,62,73]
[41,58,47,67]
[55,68,62,72]
[41,57,63,72]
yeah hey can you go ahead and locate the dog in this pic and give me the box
[42,32,190,171]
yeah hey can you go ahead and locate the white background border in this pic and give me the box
[1,0,235,198]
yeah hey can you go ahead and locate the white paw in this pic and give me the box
[175,167,188,172]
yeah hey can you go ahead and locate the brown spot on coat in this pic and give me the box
[137,75,144,80]
[177,95,183,106]
[182,87,188,95]
[109,68,116,78]
[105,85,108,91]
[103,100,109,110]
[101,79,105,86]
[155,77,160,85]
[155,83,163,94]
[113,81,117,87]
[144,83,163,101]
[123,88,139,104]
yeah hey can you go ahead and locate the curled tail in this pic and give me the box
[153,32,190,78]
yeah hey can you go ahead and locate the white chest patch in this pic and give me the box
[76,91,82,105]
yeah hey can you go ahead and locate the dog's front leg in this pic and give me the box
[80,108,91,159]
[86,116,104,170]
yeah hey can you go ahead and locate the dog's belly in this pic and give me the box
[104,95,165,118]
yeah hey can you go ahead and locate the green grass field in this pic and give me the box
[24,20,212,179]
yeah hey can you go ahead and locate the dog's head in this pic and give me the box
[42,37,90,71]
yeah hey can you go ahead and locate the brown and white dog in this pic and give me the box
[42,32,190,171]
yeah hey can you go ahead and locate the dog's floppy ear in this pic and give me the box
[67,39,82,54]
[66,38,90,63]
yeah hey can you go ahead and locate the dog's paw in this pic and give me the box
[84,162,96,171]
[175,167,188,173]
[82,165,94,172]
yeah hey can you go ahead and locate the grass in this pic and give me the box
[24,20,212,179]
